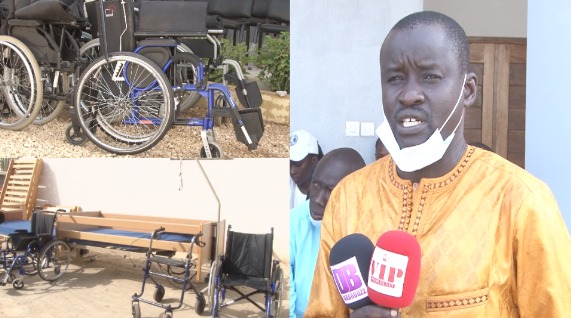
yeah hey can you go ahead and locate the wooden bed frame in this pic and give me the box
[56,211,225,283]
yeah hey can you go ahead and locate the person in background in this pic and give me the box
[290,147,366,318]
[305,11,571,317]
[290,129,323,209]
[375,137,389,160]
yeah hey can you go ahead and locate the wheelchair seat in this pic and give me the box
[209,225,284,318]
[8,209,56,251]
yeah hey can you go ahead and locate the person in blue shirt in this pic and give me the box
[290,147,366,318]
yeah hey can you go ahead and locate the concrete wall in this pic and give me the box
[35,158,290,261]
[526,1,571,228]
[290,0,422,163]
[424,0,527,38]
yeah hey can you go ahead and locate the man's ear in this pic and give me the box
[310,155,319,165]
[463,72,478,108]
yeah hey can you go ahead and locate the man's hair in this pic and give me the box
[388,11,470,73]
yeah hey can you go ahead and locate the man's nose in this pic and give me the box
[399,80,425,107]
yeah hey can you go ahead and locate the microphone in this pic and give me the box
[367,230,421,308]
[329,233,375,309]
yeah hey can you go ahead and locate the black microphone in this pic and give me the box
[329,233,375,309]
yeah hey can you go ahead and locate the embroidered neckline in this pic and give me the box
[390,146,476,234]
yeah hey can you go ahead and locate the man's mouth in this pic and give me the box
[402,118,422,128]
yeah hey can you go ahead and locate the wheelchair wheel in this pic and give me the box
[12,277,24,289]
[169,52,202,113]
[131,301,141,318]
[74,52,175,155]
[65,124,88,145]
[83,39,201,113]
[268,264,284,318]
[207,258,222,312]
[0,35,43,130]
[79,38,101,65]
[33,71,70,125]
[153,284,165,302]
[37,239,71,281]
[199,142,224,159]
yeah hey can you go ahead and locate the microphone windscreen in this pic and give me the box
[329,233,375,309]
[367,230,421,308]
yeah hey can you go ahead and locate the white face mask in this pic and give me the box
[376,75,466,172]
[308,208,322,227]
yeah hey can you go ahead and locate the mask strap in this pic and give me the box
[440,75,467,130]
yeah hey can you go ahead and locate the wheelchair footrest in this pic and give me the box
[232,108,264,148]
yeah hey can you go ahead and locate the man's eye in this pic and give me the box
[424,74,441,80]
[387,75,404,83]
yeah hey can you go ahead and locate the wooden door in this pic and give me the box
[465,38,526,168]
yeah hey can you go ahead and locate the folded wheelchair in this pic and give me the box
[131,227,206,318]
[208,225,284,318]
[0,0,91,130]
[0,209,71,289]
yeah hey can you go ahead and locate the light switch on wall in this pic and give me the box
[345,121,360,136]
[361,122,375,136]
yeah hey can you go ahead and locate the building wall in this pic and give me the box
[35,158,290,261]
[424,0,527,38]
[290,0,422,163]
[526,0,571,228]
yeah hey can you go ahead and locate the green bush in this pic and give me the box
[255,32,290,93]
[209,38,252,83]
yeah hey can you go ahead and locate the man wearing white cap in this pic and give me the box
[290,129,322,209]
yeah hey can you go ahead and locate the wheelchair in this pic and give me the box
[0,0,92,129]
[208,225,284,318]
[0,209,72,289]
[131,227,206,318]
[68,0,265,156]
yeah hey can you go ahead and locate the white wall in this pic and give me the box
[290,0,422,163]
[424,0,527,38]
[35,158,290,261]
[526,1,571,228]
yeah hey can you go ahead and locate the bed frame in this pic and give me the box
[56,211,225,283]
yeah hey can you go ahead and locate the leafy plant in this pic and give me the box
[210,38,252,83]
[254,31,290,93]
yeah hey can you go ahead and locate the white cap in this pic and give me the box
[290,129,319,161]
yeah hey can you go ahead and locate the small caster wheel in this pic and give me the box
[153,284,165,302]
[159,311,173,318]
[131,301,141,318]
[199,142,224,158]
[195,294,206,315]
[12,278,24,290]
[65,125,87,145]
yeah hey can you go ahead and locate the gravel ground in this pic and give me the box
[0,108,289,159]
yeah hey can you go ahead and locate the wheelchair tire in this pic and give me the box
[199,142,224,159]
[0,35,43,131]
[207,258,222,311]
[38,239,71,281]
[268,265,284,318]
[74,52,175,155]
[65,124,88,145]
[33,71,70,125]
[12,277,24,290]
[169,52,203,113]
